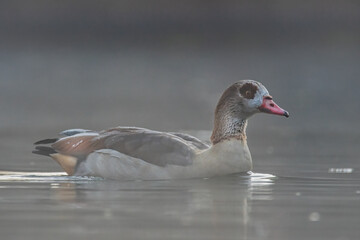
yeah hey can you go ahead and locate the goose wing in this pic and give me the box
[49,127,208,167]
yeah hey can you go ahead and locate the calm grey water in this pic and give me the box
[0,130,359,240]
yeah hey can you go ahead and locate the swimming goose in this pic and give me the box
[33,80,289,180]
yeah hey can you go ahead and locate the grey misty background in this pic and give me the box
[0,0,359,172]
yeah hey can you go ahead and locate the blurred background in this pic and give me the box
[0,0,359,173]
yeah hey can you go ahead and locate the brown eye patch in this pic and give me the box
[239,83,258,99]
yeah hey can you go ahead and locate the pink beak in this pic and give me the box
[258,96,289,118]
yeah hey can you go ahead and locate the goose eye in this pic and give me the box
[239,83,258,99]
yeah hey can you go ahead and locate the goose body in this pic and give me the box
[33,80,289,180]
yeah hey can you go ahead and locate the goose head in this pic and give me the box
[211,80,289,144]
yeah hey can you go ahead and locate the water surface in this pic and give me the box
[1,130,359,240]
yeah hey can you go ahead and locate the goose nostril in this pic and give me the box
[270,103,274,107]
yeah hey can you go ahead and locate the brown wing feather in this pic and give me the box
[51,133,103,156]
[50,127,202,166]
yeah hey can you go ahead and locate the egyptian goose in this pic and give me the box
[33,80,289,180]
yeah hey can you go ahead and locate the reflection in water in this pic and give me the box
[2,171,359,240]
[0,171,275,240]
[247,172,275,201]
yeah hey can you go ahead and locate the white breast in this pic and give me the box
[194,139,252,176]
